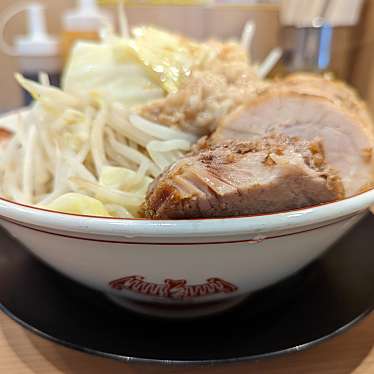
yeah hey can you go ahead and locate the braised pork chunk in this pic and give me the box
[211,75,374,196]
[143,135,344,219]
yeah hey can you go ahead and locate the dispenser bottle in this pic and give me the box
[0,2,61,105]
[61,0,111,61]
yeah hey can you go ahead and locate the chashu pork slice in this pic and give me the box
[279,73,373,129]
[211,77,374,196]
[142,135,344,219]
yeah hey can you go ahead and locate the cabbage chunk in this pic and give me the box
[124,26,207,94]
[63,41,164,106]
[99,166,153,195]
[46,193,111,217]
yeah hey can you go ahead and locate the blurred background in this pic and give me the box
[0,0,373,112]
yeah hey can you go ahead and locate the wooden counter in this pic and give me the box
[0,310,373,373]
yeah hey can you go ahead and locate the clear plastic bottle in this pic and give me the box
[0,2,61,105]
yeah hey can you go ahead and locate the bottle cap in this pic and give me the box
[0,2,59,56]
[63,0,111,32]
[15,3,59,56]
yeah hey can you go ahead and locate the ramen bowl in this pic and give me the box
[0,187,373,318]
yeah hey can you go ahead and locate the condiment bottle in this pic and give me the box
[61,0,111,62]
[0,2,61,105]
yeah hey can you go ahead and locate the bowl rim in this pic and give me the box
[0,188,373,238]
[0,189,370,221]
[1,108,374,238]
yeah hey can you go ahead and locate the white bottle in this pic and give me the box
[0,2,61,105]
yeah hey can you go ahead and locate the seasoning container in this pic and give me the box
[278,0,365,75]
[281,21,333,73]
[61,0,112,62]
[0,2,61,105]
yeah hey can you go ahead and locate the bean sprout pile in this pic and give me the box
[0,73,196,218]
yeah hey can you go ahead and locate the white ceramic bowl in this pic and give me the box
[1,109,374,317]
[1,187,374,317]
